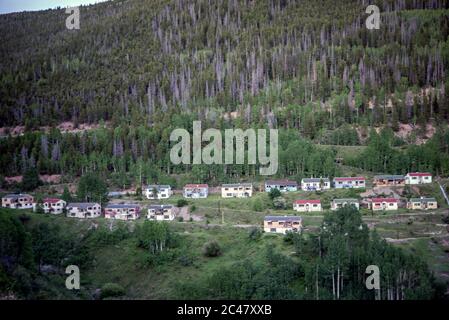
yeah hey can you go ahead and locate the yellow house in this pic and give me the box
[407,197,437,210]
[264,216,302,234]
[221,183,253,198]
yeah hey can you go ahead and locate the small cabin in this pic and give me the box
[333,177,365,189]
[37,198,66,214]
[1,194,34,209]
[293,199,322,212]
[264,216,302,234]
[104,204,140,220]
[407,197,437,210]
[183,184,209,198]
[405,173,432,185]
[331,198,360,211]
[301,178,330,191]
[373,175,405,187]
[221,183,253,198]
[265,180,298,192]
[369,198,399,211]
[147,205,175,221]
[145,185,173,200]
[66,202,102,218]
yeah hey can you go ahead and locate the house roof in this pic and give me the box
[148,204,173,209]
[222,183,252,188]
[371,198,398,203]
[294,199,321,204]
[407,172,432,177]
[67,202,100,209]
[265,180,297,186]
[108,191,127,197]
[332,198,359,203]
[105,204,140,209]
[302,178,330,183]
[184,184,209,188]
[3,193,33,200]
[147,185,171,190]
[409,197,436,203]
[334,177,365,181]
[43,198,64,204]
[374,175,405,180]
[264,215,302,222]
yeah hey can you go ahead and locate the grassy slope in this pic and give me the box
[13,179,449,298]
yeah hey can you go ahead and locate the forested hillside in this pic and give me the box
[1,0,448,127]
[0,0,449,185]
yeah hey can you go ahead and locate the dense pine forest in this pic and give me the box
[0,0,449,186]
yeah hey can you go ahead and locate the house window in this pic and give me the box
[164,215,169,219]
[270,228,276,232]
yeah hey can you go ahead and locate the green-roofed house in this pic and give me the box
[331,198,360,211]
[407,197,438,210]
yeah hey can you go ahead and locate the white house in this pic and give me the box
[183,184,208,198]
[293,199,322,212]
[221,183,253,198]
[66,202,102,218]
[147,205,175,221]
[265,180,298,192]
[405,172,432,185]
[145,185,173,200]
[301,178,330,191]
[104,204,140,220]
[35,198,66,214]
[2,194,34,209]
[369,198,399,211]
[331,198,360,211]
[333,177,366,189]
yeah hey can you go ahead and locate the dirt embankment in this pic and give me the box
[0,121,110,138]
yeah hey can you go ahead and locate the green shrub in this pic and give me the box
[177,199,189,207]
[268,188,281,200]
[272,197,286,210]
[251,198,264,211]
[248,227,262,241]
[203,240,221,257]
[178,255,193,266]
[100,283,125,299]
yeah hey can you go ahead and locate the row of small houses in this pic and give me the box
[1,194,438,236]
[1,196,176,221]
[144,172,433,199]
[293,197,438,212]
[265,195,438,234]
